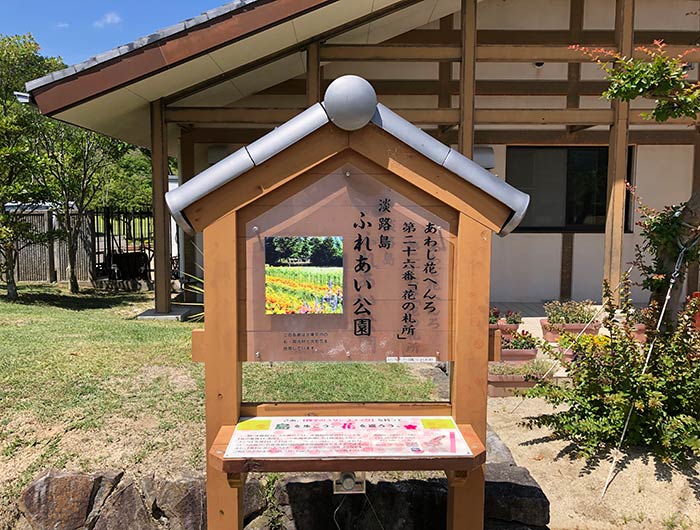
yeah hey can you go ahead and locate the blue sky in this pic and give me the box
[1,1,225,66]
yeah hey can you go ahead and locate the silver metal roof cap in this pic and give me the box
[322,76,377,131]
[370,103,529,234]
[442,149,530,236]
[246,103,330,165]
[371,103,450,166]
[166,102,330,234]
[166,148,255,235]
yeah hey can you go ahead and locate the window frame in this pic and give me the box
[505,145,635,234]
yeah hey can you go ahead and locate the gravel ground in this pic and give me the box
[488,396,700,530]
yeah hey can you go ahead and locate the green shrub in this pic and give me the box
[526,281,700,462]
[543,299,596,324]
[489,307,500,324]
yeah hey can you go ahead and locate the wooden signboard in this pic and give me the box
[169,76,528,530]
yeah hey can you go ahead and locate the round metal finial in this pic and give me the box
[323,75,377,131]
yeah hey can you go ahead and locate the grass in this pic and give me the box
[243,362,435,402]
[0,283,435,528]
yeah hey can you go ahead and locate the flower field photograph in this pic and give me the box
[264,236,344,315]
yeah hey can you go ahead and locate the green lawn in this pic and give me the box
[0,284,436,528]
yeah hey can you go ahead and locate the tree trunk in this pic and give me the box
[649,190,700,325]
[63,209,80,294]
[67,230,79,294]
[4,246,19,302]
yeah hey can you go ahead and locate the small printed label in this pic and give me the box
[421,418,456,430]
[399,357,437,363]
[386,356,437,364]
[236,419,272,431]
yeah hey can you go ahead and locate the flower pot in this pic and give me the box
[487,373,543,397]
[540,319,601,342]
[500,348,537,364]
[497,321,520,340]
[489,323,499,331]
[557,346,576,363]
[633,323,647,343]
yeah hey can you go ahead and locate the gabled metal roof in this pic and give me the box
[26,1,262,92]
[166,76,529,237]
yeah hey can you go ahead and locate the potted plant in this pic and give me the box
[627,307,650,343]
[487,359,554,397]
[489,307,500,330]
[540,300,600,342]
[498,310,522,339]
[501,331,539,364]
[557,332,611,363]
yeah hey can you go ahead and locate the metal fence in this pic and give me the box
[92,208,154,286]
[6,209,154,285]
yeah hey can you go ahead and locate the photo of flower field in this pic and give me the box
[265,236,344,315]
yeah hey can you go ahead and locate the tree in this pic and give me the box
[575,41,700,320]
[34,120,126,293]
[0,34,62,300]
[99,148,153,210]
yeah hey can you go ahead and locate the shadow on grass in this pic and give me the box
[1,283,152,311]
[518,419,700,501]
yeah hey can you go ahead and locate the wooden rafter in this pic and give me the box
[178,126,697,146]
[167,106,694,126]
[386,29,700,46]
[317,44,700,62]
[258,79,611,97]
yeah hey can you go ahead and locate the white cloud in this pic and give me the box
[93,12,122,28]
[56,22,69,29]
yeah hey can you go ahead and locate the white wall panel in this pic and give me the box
[491,234,563,301]
[477,0,569,29]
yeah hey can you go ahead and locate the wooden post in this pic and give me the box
[179,131,198,300]
[560,0,584,301]
[438,15,454,143]
[150,99,172,313]
[603,0,634,304]
[203,212,243,530]
[687,129,700,295]
[307,42,321,105]
[449,213,489,530]
[459,0,477,158]
[452,4,482,526]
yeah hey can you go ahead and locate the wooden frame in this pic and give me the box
[195,118,506,529]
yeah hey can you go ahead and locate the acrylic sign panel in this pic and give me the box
[224,416,473,459]
[245,164,455,362]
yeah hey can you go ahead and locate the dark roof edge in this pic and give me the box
[26,0,263,92]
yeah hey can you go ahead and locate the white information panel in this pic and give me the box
[224,416,472,459]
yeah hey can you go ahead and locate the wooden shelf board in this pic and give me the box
[209,420,485,474]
